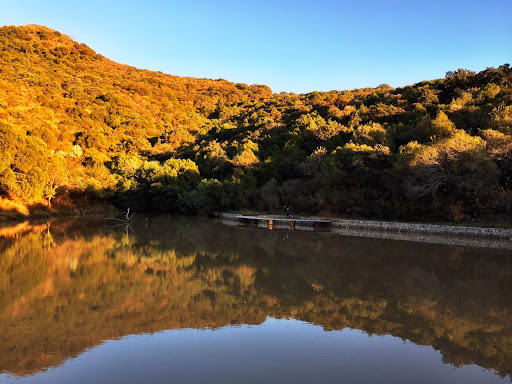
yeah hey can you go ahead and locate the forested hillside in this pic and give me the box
[1,25,511,222]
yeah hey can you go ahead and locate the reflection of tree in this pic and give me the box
[0,216,511,377]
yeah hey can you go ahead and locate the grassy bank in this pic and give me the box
[0,197,118,222]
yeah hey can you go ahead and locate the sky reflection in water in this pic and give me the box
[0,216,511,383]
[2,318,507,384]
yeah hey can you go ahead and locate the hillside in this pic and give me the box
[0,24,511,222]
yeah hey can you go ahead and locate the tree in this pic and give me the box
[400,131,499,218]
[353,122,388,147]
[232,141,259,167]
[490,105,512,135]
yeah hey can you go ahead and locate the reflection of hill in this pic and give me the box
[0,216,511,377]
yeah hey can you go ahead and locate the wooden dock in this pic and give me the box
[220,213,333,230]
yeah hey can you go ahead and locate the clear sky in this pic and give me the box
[1,0,511,93]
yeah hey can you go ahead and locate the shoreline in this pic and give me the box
[332,218,512,240]
[219,212,512,239]
[3,208,511,239]
[2,209,512,248]
[218,212,512,249]
[0,203,119,222]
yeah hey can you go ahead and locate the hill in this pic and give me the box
[0,24,511,222]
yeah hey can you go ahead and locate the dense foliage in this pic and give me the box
[1,25,511,221]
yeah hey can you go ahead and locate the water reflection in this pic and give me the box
[0,216,511,382]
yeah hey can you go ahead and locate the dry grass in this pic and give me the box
[0,198,30,220]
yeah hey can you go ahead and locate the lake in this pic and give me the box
[0,215,511,383]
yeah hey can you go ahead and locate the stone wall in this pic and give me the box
[332,219,512,240]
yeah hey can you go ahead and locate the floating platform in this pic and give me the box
[219,213,332,230]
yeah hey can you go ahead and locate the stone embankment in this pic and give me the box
[219,213,512,249]
[333,219,512,240]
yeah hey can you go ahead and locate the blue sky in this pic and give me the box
[1,0,511,93]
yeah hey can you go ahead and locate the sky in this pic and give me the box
[1,0,511,93]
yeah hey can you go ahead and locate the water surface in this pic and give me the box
[0,216,511,383]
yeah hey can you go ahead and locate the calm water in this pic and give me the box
[0,216,511,384]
